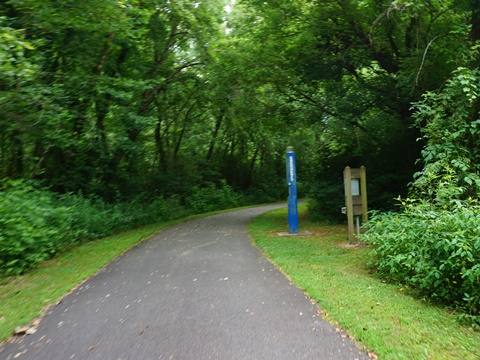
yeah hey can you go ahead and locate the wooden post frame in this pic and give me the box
[360,166,368,222]
[344,166,368,243]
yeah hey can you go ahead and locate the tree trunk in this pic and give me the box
[155,119,168,171]
[8,129,23,179]
[206,110,225,160]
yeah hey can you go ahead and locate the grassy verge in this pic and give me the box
[249,206,480,360]
[0,217,194,342]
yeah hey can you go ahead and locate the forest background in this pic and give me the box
[1,0,480,325]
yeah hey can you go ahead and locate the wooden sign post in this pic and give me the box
[344,166,368,244]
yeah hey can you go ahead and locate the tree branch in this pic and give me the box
[415,35,442,86]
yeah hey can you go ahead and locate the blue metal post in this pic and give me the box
[286,146,299,234]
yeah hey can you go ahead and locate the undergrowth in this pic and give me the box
[0,179,261,277]
[363,200,480,329]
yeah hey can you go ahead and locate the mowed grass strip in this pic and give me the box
[249,206,480,360]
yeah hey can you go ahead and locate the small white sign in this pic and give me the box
[351,178,360,196]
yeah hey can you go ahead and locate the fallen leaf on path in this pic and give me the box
[14,319,41,336]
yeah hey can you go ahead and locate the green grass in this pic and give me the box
[249,206,480,360]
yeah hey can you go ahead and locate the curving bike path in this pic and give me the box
[1,204,369,360]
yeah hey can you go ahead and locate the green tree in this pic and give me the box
[231,0,480,217]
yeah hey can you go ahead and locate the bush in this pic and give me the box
[185,180,246,214]
[0,181,190,277]
[363,200,480,325]
[55,194,180,241]
[0,177,276,277]
[0,181,72,276]
[0,178,259,277]
[243,180,286,205]
[307,179,345,223]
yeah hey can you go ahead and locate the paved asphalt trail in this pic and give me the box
[1,204,369,360]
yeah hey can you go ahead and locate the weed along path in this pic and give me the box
[0,205,368,360]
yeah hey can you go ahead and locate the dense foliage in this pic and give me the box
[0,179,257,276]
[362,4,480,324]
[364,201,480,326]
[5,0,476,210]
[0,0,289,200]
[413,67,480,202]
[1,0,290,275]
[236,0,475,219]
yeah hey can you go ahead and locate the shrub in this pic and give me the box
[307,179,345,223]
[364,200,480,325]
[411,67,480,205]
[55,193,189,242]
[0,181,72,276]
[0,177,270,277]
[185,180,246,213]
[0,181,190,277]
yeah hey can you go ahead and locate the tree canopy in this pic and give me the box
[1,0,480,213]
